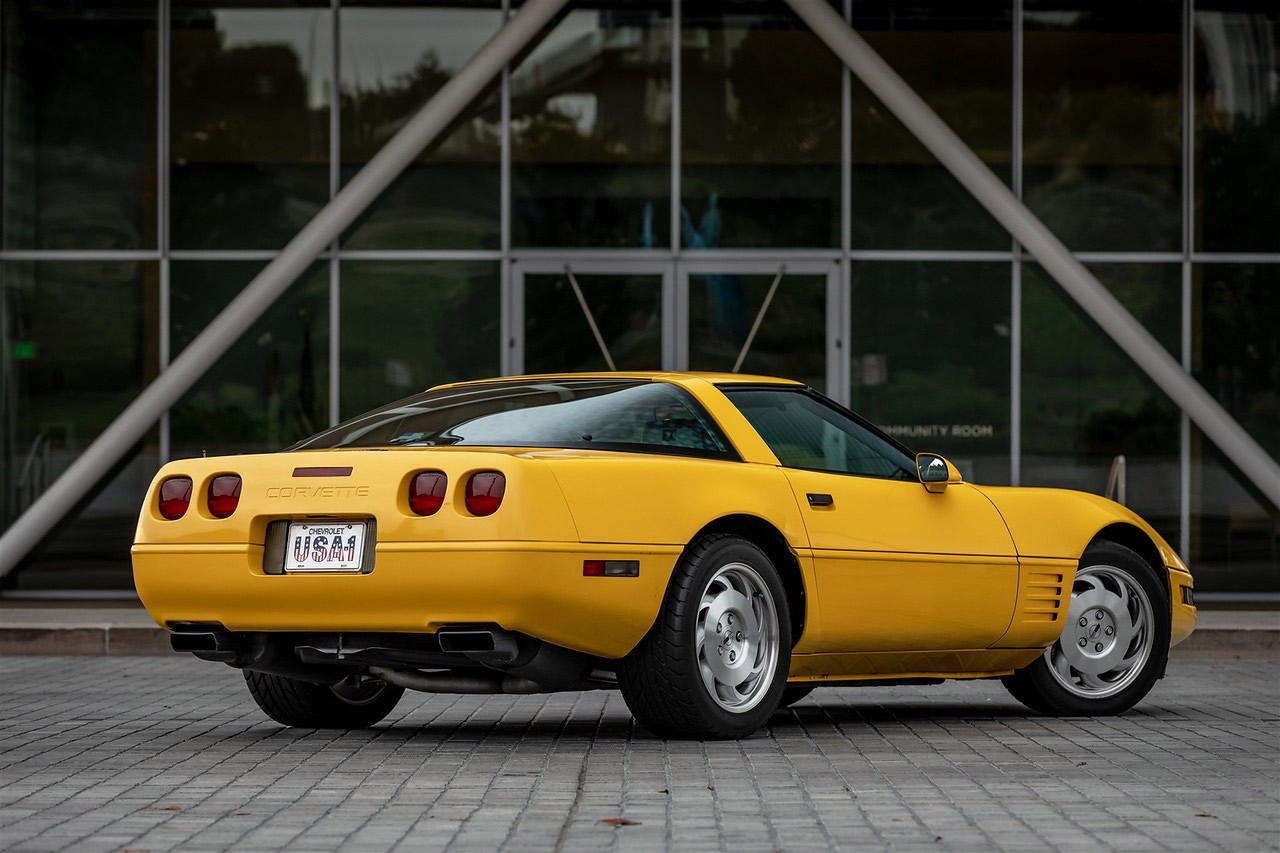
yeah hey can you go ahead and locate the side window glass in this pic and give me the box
[724,387,916,480]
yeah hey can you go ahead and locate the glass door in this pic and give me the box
[679,260,840,396]
[510,261,674,375]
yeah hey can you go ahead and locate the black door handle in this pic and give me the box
[806,493,834,507]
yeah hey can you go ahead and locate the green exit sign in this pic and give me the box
[13,341,35,360]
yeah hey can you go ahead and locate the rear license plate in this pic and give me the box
[283,521,366,572]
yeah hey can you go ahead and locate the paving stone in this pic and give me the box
[0,656,1276,851]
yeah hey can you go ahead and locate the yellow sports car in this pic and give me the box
[133,373,1197,739]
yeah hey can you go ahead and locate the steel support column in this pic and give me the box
[783,0,1279,511]
[0,0,571,578]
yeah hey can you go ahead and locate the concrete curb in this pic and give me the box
[0,624,177,656]
[1169,628,1278,659]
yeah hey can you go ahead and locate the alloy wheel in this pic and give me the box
[1044,564,1155,699]
[695,562,780,713]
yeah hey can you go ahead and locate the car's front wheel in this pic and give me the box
[244,671,405,728]
[1003,540,1169,716]
[619,534,791,739]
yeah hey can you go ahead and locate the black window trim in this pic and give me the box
[716,382,920,481]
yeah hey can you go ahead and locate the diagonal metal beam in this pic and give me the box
[0,0,572,578]
[784,0,1279,511]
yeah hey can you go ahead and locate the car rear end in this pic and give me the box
[131,447,677,660]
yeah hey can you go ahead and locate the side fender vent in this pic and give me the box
[1021,572,1064,622]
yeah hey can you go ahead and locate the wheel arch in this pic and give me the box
[1087,522,1170,604]
[688,514,808,648]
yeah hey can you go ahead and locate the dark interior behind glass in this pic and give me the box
[723,386,917,480]
[290,379,736,460]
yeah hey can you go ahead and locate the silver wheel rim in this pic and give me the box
[696,561,780,714]
[330,675,389,706]
[1045,564,1154,699]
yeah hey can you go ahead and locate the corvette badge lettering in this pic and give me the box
[266,486,370,498]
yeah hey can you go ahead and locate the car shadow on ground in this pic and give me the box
[771,701,1038,725]
[215,695,1201,745]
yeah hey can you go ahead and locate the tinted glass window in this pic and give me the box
[170,2,332,251]
[682,4,840,249]
[511,3,672,248]
[724,387,916,480]
[1,0,158,250]
[292,379,734,459]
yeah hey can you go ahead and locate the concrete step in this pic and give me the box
[0,607,1274,657]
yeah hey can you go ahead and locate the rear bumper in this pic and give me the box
[132,540,679,659]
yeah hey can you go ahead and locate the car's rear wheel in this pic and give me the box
[1003,541,1169,716]
[244,671,404,728]
[619,534,791,739]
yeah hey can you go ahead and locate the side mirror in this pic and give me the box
[916,452,963,494]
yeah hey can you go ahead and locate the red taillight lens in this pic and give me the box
[465,471,505,516]
[409,471,447,516]
[208,475,242,518]
[158,477,193,520]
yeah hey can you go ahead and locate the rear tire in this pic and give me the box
[1003,540,1169,716]
[619,534,791,739]
[244,671,404,728]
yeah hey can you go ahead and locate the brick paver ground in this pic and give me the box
[0,656,1275,852]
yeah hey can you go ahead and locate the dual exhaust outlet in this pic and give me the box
[169,624,607,694]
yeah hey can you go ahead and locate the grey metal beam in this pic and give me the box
[783,0,1280,511]
[0,0,572,578]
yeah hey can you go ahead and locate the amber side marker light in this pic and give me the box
[208,475,242,518]
[465,472,506,516]
[409,471,447,516]
[158,476,193,520]
[583,560,640,578]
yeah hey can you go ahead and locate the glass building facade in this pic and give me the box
[1,0,1276,596]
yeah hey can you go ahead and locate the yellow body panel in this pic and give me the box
[974,485,1185,569]
[134,541,677,658]
[781,470,1019,652]
[132,371,1197,677]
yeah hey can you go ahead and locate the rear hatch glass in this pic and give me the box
[289,379,737,460]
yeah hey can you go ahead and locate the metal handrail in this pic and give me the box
[1105,454,1127,506]
[14,433,51,515]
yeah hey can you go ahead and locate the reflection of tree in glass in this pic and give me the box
[343,52,455,158]
[171,21,329,248]
[1197,111,1280,253]
[681,14,840,248]
[1196,266,1280,456]
[1079,398,1178,458]
[725,28,839,162]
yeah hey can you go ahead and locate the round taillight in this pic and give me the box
[465,471,505,517]
[208,475,242,518]
[158,476,193,520]
[409,471,447,516]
